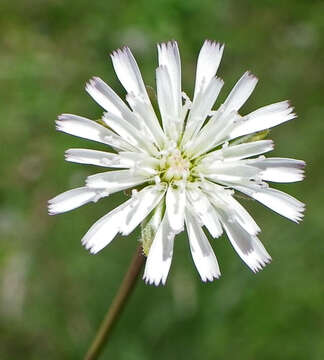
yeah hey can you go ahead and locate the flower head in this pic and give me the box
[49,40,305,285]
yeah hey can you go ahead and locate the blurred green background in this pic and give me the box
[1,0,323,359]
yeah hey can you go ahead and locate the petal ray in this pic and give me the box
[86,169,151,192]
[48,187,107,215]
[194,40,224,100]
[56,114,135,151]
[185,209,221,281]
[111,47,148,100]
[143,212,175,286]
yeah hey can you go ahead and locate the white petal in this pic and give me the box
[165,184,186,233]
[119,152,160,176]
[234,184,305,223]
[56,114,135,151]
[194,40,224,100]
[102,112,156,155]
[82,186,164,254]
[122,184,167,235]
[192,77,224,120]
[207,187,261,236]
[248,157,305,183]
[143,213,175,286]
[48,187,107,215]
[65,149,128,168]
[186,111,241,158]
[201,161,261,184]
[81,197,133,254]
[186,188,223,238]
[230,101,296,139]
[119,151,159,167]
[201,140,274,163]
[219,212,271,273]
[185,209,221,282]
[86,170,150,192]
[157,41,182,119]
[85,77,135,121]
[221,71,258,115]
[126,93,166,148]
[183,77,224,142]
[111,47,148,100]
[156,65,179,139]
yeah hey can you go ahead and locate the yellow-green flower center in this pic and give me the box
[160,149,191,182]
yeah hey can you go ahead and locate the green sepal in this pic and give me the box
[146,85,157,106]
[141,200,164,257]
[231,129,270,145]
[95,118,108,127]
[146,85,162,125]
[233,192,255,202]
[123,189,132,197]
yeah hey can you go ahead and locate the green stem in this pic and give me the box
[84,245,145,360]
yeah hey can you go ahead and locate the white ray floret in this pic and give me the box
[185,209,221,282]
[126,93,166,148]
[165,183,186,233]
[233,184,305,223]
[182,40,224,143]
[193,40,224,99]
[200,140,274,163]
[156,65,179,139]
[183,76,224,142]
[85,77,136,122]
[50,39,305,285]
[247,157,305,183]
[186,187,223,238]
[157,41,182,122]
[111,46,149,101]
[102,112,157,155]
[143,212,175,286]
[86,169,153,191]
[48,187,108,215]
[65,148,140,168]
[218,212,271,273]
[230,101,296,139]
[56,114,136,151]
[221,71,258,116]
[82,185,165,254]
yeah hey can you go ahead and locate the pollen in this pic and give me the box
[161,149,191,181]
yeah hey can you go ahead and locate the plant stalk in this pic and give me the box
[84,245,145,360]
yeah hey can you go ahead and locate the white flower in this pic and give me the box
[49,40,305,285]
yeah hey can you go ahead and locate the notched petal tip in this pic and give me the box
[204,39,225,50]
[284,100,297,117]
[215,76,225,86]
[201,272,221,282]
[82,237,102,255]
[286,99,293,108]
[158,39,178,49]
[253,254,272,273]
[295,160,306,170]
[143,275,166,287]
[47,204,59,216]
[85,76,103,91]
[244,70,259,82]
[57,113,74,122]
[47,202,58,216]
[110,46,130,59]
[63,149,71,160]
[292,205,306,224]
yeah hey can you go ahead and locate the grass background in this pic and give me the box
[1,0,323,359]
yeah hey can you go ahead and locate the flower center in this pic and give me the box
[160,149,191,182]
